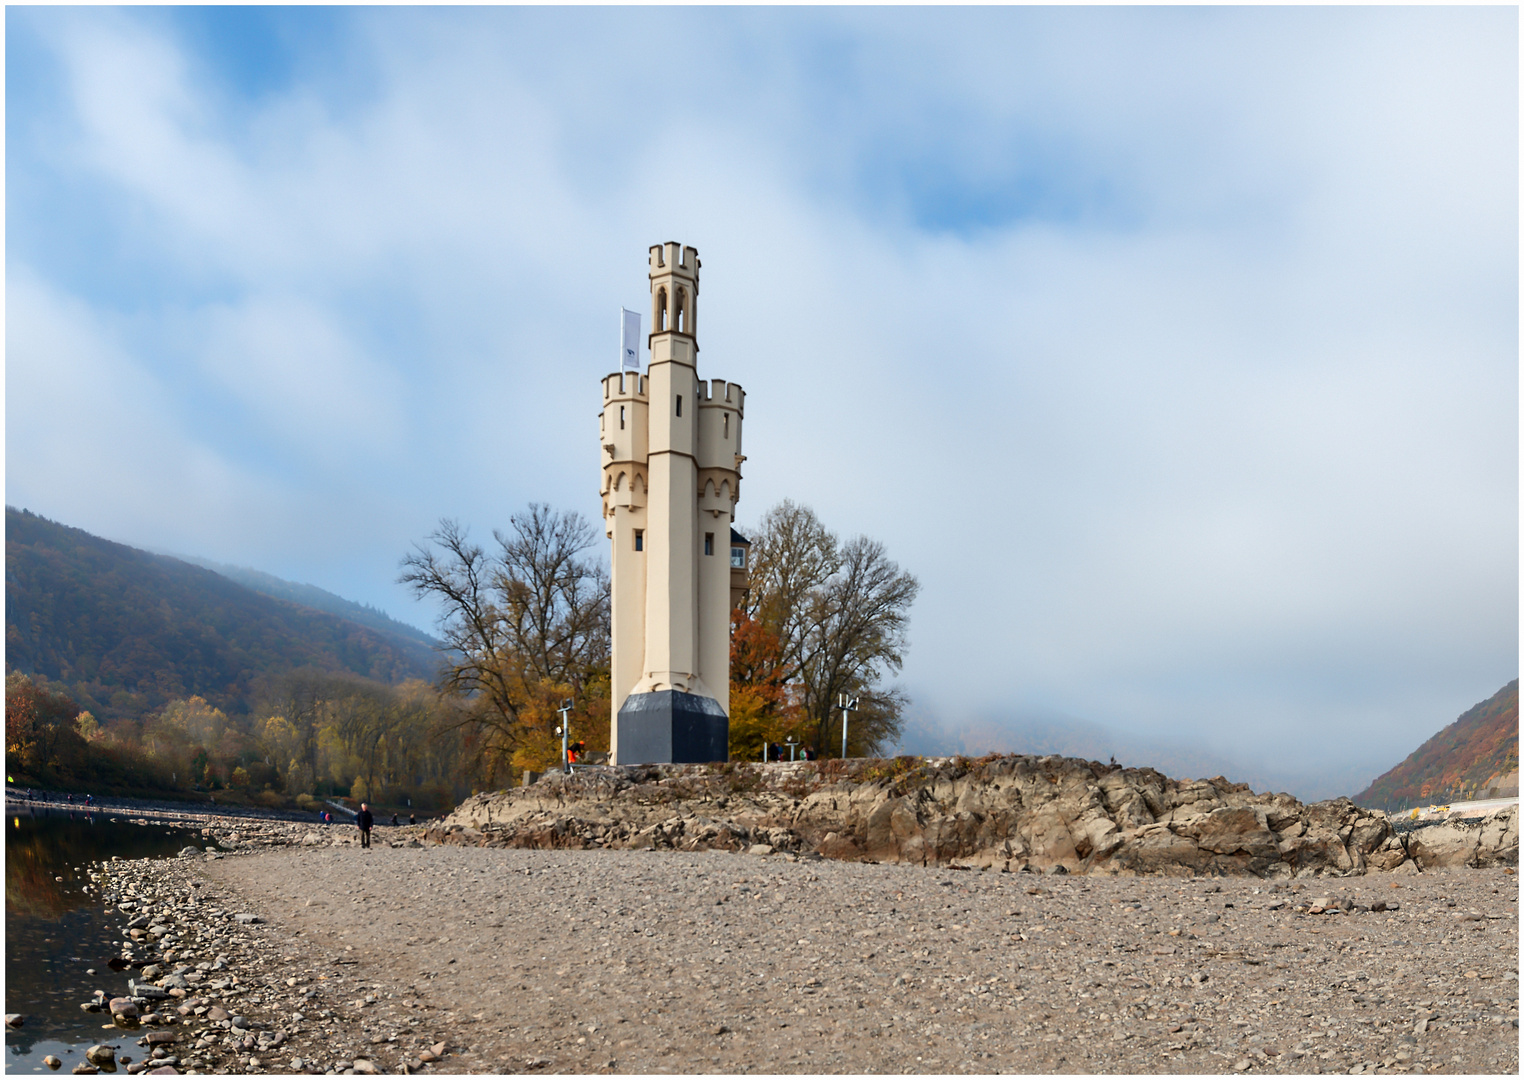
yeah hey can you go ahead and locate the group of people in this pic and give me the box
[765,743,815,761]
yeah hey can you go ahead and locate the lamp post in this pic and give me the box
[786,736,798,761]
[838,694,859,760]
[556,699,574,773]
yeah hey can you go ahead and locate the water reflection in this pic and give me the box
[4,810,199,1072]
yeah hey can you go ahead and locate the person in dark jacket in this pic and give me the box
[356,803,374,849]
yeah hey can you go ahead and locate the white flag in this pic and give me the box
[620,308,642,370]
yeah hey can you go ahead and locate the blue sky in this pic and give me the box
[6,7,1517,799]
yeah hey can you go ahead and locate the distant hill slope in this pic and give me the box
[4,507,441,721]
[174,554,439,650]
[1355,680,1519,811]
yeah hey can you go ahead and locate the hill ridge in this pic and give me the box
[1354,679,1519,811]
[4,507,440,721]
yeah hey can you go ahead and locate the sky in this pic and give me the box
[6,6,1518,801]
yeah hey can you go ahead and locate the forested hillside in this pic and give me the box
[1355,679,1519,811]
[5,507,439,721]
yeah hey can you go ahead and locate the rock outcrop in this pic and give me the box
[431,754,1519,876]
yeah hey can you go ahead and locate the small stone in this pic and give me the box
[1233,1059,1251,1072]
[430,1042,446,1057]
[144,1031,177,1046]
[140,966,163,980]
[177,847,199,858]
[3,1014,23,1027]
[109,999,139,1019]
[418,1051,437,1063]
[746,844,774,856]
[44,1055,62,1069]
[352,1060,377,1075]
[232,914,261,925]
[72,1065,99,1075]
[205,1007,229,1022]
[85,1045,116,1066]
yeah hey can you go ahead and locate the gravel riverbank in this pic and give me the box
[34,800,1520,1075]
[202,842,1516,1075]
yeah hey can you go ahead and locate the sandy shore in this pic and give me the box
[185,842,1520,1075]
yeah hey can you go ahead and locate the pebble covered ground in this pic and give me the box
[174,843,1521,1075]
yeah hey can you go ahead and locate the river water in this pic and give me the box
[4,807,201,1074]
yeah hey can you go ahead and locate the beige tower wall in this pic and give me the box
[601,371,650,754]
[696,379,744,708]
[634,321,706,699]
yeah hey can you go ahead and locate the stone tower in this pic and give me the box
[600,242,745,764]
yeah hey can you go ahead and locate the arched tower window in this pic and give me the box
[676,287,688,334]
[655,287,668,332]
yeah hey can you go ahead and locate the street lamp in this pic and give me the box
[838,694,859,760]
[785,736,798,761]
[555,699,574,773]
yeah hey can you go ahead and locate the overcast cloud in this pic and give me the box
[6,7,1517,800]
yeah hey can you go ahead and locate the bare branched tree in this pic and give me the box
[742,501,919,756]
[399,505,610,778]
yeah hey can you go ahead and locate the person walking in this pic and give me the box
[356,802,374,849]
[390,813,398,827]
[408,813,416,826]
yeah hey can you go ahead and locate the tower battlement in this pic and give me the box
[649,242,700,279]
[697,379,745,409]
[603,371,648,400]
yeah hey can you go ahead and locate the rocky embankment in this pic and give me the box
[432,755,1520,877]
[51,818,446,1076]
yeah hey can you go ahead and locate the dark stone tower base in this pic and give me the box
[616,691,729,764]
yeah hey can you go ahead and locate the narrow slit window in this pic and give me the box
[634,529,644,552]
[675,395,683,417]
[619,405,626,430]
[704,532,714,556]
[723,412,729,439]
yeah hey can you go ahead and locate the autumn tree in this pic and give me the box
[728,610,806,761]
[6,672,87,778]
[739,500,919,757]
[400,504,611,780]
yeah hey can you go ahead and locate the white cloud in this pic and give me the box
[6,7,1515,797]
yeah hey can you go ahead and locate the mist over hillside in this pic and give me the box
[891,701,1390,803]
[172,554,439,650]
